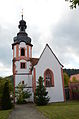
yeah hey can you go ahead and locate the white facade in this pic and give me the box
[12,17,65,103]
[15,74,33,102]
[14,45,16,57]
[13,41,65,103]
[15,60,31,74]
[13,41,33,102]
[34,45,64,102]
[13,42,32,58]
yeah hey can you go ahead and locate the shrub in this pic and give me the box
[1,81,12,110]
[35,76,49,106]
[16,83,31,104]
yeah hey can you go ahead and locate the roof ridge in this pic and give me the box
[37,44,63,67]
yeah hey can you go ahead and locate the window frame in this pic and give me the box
[20,47,25,56]
[20,62,26,69]
[44,69,54,87]
[22,80,24,84]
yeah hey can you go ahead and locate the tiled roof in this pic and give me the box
[30,58,39,67]
[12,32,33,49]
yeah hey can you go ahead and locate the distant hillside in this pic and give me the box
[1,69,79,82]
[0,75,13,86]
[5,69,79,78]
[63,69,79,77]
[5,75,13,81]
[5,75,13,85]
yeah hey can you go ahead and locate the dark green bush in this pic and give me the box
[35,76,49,106]
[2,81,12,110]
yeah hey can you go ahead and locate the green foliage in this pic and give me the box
[0,77,13,99]
[64,72,70,87]
[16,82,31,104]
[63,68,79,77]
[0,77,13,109]
[35,76,49,106]
[72,76,79,82]
[2,81,12,110]
[5,75,14,86]
[65,0,79,9]
[0,109,12,119]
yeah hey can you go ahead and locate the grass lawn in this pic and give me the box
[37,101,79,119]
[0,110,11,119]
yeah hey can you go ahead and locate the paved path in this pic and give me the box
[9,103,46,119]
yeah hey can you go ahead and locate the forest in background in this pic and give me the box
[0,68,79,87]
[63,69,79,77]
[0,68,79,82]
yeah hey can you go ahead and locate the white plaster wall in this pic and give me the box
[19,42,31,58]
[15,60,31,73]
[14,42,33,102]
[35,46,64,102]
[15,74,33,101]
[15,75,32,87]
[19,45,20,57]
[14,42,32,58]
[28,45,31,58]
[19,42,27,57]
[14,45,16,57]
[19,42,26,48]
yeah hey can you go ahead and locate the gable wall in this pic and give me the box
[35,46,64,102]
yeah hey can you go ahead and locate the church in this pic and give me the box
[12,15,65,103]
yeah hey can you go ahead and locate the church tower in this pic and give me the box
[12,15,33,102]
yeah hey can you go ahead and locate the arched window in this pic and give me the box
[21,48,25,56]
[44,69,54,87]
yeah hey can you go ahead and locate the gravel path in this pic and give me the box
[9,103,46,119]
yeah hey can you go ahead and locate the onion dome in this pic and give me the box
[12,14,33,48]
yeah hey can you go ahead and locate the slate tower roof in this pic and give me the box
[12,15,33,48]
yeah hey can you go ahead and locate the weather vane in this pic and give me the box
[21,9,23,20]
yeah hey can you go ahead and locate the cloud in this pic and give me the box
[0,62,11,77]
[50,9,79,68]
[0,0,79,77]
[0,23,17,76]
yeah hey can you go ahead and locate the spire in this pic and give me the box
[18,10,27,32]
[13,13,32,46]
[21,9,23,20]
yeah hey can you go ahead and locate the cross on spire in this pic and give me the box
[21,9,23,20]
[18,9,27,32]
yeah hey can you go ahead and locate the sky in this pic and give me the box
[0,0,79,77]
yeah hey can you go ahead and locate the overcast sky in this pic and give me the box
[0,0,79,77]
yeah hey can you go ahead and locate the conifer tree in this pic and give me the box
[2,81,12,110]
[35,76,49,106]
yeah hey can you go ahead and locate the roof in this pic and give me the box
[30,58,39,67]
[70,74,79,81]
[12,18,32,48]
[37,44,63,67]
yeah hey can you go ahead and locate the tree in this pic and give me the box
[16,83,31,104]
[63,69,79,77]
[0,77,13,109]
[65,0,79,9]
[2,81,12,110]
[64,72,70,87]
[0,77,13,98]
[72,76,79,82]
[35,76,49,106]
